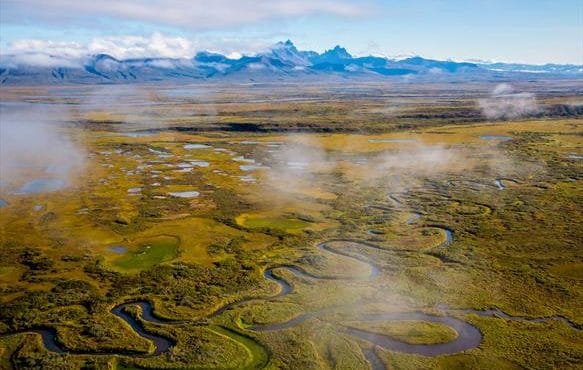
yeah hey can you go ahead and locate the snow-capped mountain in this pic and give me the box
[0,40,580,84]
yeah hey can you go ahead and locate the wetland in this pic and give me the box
[0,81,582,369]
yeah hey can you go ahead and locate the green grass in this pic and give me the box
[211,326,270,370]
[1,83,582,369]
[112,235,179,272]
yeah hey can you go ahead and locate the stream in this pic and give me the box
[1,214,579,368]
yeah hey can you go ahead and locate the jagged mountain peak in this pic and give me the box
[91,53,119,63]
[310,45,352,65]
[1,40,580,85]
[267,39,313,66]
[274,39,296,49]
[326,45,352,59]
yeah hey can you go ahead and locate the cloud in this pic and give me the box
[1,0,372,66]
[265,136,470,200]
[87,33,195,59]
[1,0,370,30]
[267,136,328,195]
[0,53,80,68]
[3,33,196,63]
[0,104,86,191]
[357,143,467,194]
[478,83,540,120]
[0,33,278,67]
[1,39,87,67]
[8,39,87,59]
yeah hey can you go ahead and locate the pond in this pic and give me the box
[168,191,200,198]
[108,245,128,254]
[18,179,65,194]
[479,135,512,141]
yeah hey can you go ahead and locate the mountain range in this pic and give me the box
[0,40,581,85]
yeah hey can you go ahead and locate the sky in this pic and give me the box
[0,0,582,64]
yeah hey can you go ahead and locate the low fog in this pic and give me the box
[266,135,329,194]
[0,104,86,190]
[267,137,478,196]
[478,83,539,119]
[76,85,217,132]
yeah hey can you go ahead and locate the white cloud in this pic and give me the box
[478,83,540,120]
[2,0,370,30]
[4,34,198,61]
[0,104,86,190]
[0,33,277,67]
[87,33,195,59]
[9,39,87,58]
[0,53,82,68]
[2,39,87,67]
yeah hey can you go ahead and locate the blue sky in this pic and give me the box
[1,0,581,64]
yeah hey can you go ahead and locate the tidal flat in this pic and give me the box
[0,81,581,369]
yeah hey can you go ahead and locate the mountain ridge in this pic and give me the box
[1,40,581,85]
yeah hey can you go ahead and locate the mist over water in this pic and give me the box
[267,135,328,194]
[367,143,460,190]
[0,103,86,192]
[78,85,161,128]
[267,136,480,196]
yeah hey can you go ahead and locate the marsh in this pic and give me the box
[0,82,581,370]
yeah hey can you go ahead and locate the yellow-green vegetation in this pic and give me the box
[345,320,458,345]
[0,82,581,369]
[238,302,304,327]
[111,235,180,272]
[378,316,583,370]
[550,263,583,281]
[236,212,311,233]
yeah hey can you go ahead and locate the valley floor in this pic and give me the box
[0,83,581,369]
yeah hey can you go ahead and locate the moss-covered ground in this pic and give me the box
[0,82,581,369]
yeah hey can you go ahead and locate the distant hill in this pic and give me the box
[1,40,581,85]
